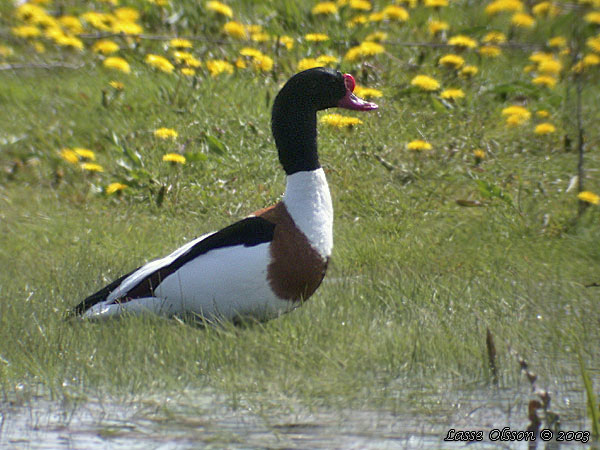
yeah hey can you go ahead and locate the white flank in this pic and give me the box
[84,240,295,321]
[104,232,214,304]
[282,168,333,260]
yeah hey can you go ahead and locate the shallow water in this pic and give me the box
[0,382,596,449]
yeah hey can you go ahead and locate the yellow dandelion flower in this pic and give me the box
[103,56,131,74]
[479,45,502,57]
[548,36,567,48]
[297,55,338,71]
[316,54,339,65]
[438,53,465,69]
[58,15,83,34]
[59,148,79,164]
[145,54,175,73]
[92,39,120,55]
[162,153,186,164]
[350,0,372,10]
[106,182,128,195]
[319,113,363,128]
[223,21,247,39]
[587,35,600,53]
[505,114,528,126]
[298,58,320,71]
[251,53,273,71]
[240,47,263,58]
[109,80,125,90]
[181,67,196,76]
[251,32,270,42]
[365,31,388,42]
[154,128,178,139]
[536,110,550,118]
[578,191,600,205]
[206,59,234,76]
[111,20,143,35]
[583,53,600,67]
[532,75,557,88]
[80,12,115,31]
[485,0,523,15]
[172,51,201,68]
[246,24,263,34]
[12,25,41,38]
[73,148,96,161]
[382,5,409,20]
[206,1,233,18]
[235,58,247,69]
[81,163,104,172]
[529,51,554,64]
[511,12,535,28]
[473,149,485,160]
[460,65,478,77]
[28,12,56,29]
[584,11,600,24]
[411,74,440,91]
[114,7,139,22]
[534,122,556,134]
[15,3,46,22]
[502,105,531,126]
[305,33,330,42]
[425,0,448,7]
[53,32,84,50]
[407,140,432,151]
[483,31,506,44]
[169,38,193,49]
[532,1,560,17]
[440,88,465,100]
[368,11,385,21]
[344,41,385,62]
[278,35,294,50]
[428,20,449,35]
[347,14,368,27]
[502,105,531,119]
[448,35,478,49]
[312,2,338,15]
[354,85,383,98]
[537,58,562,75]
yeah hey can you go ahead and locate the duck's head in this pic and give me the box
[272,68,378,175]
[273,67,378,113]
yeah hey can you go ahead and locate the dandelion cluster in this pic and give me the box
[3,0,599,203]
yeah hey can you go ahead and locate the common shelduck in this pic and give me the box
[72,67,378,322]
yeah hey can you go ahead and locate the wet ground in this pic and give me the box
[0,382,596,449]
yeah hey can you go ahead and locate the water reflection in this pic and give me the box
[0,384,594,449]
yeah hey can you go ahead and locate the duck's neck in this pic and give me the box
[283,168,333,260]
[272,101,320,175]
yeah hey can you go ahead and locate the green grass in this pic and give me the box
[1,0,600,423]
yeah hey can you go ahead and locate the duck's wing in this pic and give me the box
[70,216,276,317]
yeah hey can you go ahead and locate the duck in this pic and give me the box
[72,67,378,322]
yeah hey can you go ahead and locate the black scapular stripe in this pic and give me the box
[70,216,276,316]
